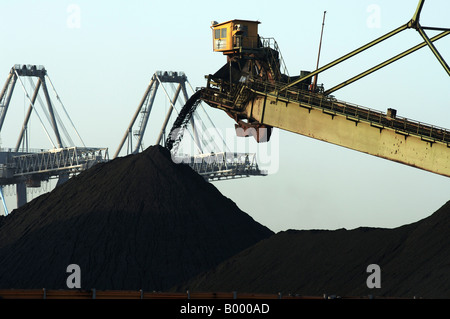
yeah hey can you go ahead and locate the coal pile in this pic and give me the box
[180,201,450,298]
[0,145,273,291]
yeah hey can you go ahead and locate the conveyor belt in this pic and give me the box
[165,89,203,152]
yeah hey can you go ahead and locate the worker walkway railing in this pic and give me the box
[245,77,450,145]
[12,147,109,177]
[174,152,267,181]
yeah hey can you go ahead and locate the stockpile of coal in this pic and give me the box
[180,201,450,298]
[2,144,450,298]
[0,146,273,290]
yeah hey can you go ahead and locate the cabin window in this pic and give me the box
[215,28,227,39]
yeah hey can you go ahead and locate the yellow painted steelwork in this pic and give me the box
[203,1,449,178]
[211,20,260,54]
[242,92,450,177]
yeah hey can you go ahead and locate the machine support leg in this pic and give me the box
[156,83,182,145]
[114,78,156,159]
[16,182,27,208]
[0,74,18,131]
[41,77,63,148]
[57,173,69,186]
[15,78,42,151]
[0,186,9,216]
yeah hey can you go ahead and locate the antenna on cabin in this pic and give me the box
[312,11,327,92]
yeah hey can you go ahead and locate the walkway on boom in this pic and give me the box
[203,75,450,146]
[255,78,450,145]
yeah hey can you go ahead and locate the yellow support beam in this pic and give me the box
[241,94,450,178]
[324,30,450,95]
[411,0,425,25]
[280,0,449,95]
[278,23,409,93]
[416,25,450,76]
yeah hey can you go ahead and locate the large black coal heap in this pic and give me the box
[0,145,273,290]
[181,201,450,298]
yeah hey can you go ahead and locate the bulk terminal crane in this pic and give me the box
[167,0,450,178]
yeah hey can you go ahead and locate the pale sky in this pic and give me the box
[1,0,449,232]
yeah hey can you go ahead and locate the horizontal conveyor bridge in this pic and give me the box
[201,77,450,177]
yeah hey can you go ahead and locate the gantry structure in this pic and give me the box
[0,64,108,213]
[199,0,450,177]
[114,71,267,181]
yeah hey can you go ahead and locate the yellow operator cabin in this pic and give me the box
[211,20,260,54]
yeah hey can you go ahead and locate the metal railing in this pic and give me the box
[230,35,289,79]
[246,77,450,144]
[12,147,109,176]
[260,37,290,78]
[204,77,247,110]
[174,152,267,181]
